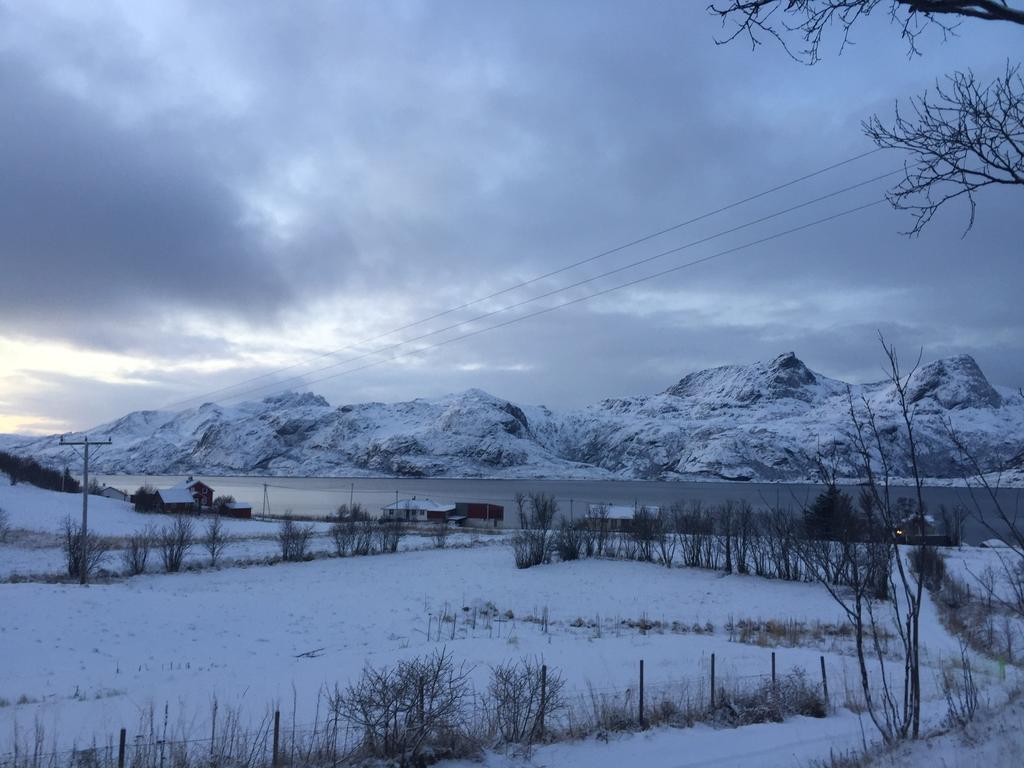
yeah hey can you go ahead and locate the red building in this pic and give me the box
[184,477,214,509]
[455,502,504,527]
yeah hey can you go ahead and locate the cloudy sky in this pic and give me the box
[0,0,1021,434]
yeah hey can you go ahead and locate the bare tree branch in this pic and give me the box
[864,65,1024,234]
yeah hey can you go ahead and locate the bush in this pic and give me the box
[212,495,235,515]
[353,518,376,556]
[330,519,356,556]
[121,527,154,575]
[714,669,826,725]
[278,518,314,561]
[330,649,478,764]
[159,516,194,572]
[133,485,160,513]
[432,520,449,549]
[203,516,228,566]
[61,516,107,579]
[487,658,565,744]
[910,546,946,591]
[375,519,405,554]
[0,506,9,542]
[554,521,584,561]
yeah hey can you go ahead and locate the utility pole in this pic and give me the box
[350,482,354,508]
[59,435,112,585]
[262,483,269,518]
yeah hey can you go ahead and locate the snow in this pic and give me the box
[4,352,1021,484]
[382,498,456,512]
[156,486,193,504]
[1,479,1019,765]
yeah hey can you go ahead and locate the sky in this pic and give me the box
[0,0,1021,434]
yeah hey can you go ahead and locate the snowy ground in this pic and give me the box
[0,480,1018,766]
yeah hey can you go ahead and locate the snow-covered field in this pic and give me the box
[1,480,1018,766]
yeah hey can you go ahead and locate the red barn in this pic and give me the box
[455,502,504,528]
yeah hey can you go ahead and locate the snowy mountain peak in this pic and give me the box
[662,351,825,406]
[261,392,331,409]
[906,354,1002,410]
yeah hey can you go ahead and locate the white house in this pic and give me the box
[381,498,456,523]
[98,486,129,502]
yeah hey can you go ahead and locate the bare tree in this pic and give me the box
[865,65,1024,234]
[122,527,154,575]
[203,516,229,566]
[838,336,931,741]
[278,518,315,561]
[709,0,1024,234]
[62,516,107,580]
[159,516,194,573]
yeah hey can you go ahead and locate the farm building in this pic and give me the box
[182,477,215,509]
[585,503,661,533]
[222,501,253,519]
[454,502,504,528]
[97,486,129,502]
[156,486,195,514]
[382,498,458,523]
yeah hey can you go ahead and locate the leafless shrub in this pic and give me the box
[432,520,449,549]
[486,658,565,744]
[61,516,107,579]
[278,518,314,561]
[203,516,229,566]
[159,515,194,573]
[352,518,375,556]
[375,519,405,554]
[909,546,946,592]
[630,506,663,563]
[714,669,826,726]
[511,493,557,569]
[0,506,9,542]
[553,520,584,562]
[942,641,979,729]
[121,527,155,575]
[330,519,356,556]
[330,648,479,764]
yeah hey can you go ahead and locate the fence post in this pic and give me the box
[710,653,716,710]
[539,664,547,740]
[639,659,645,728]
[771,651,776,685]
[272,710,280,768]
[118,728,126,768]
[819,656,829,709]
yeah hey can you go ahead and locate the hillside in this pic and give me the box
[5,352,1022,482]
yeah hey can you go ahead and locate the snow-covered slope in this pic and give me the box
[6,352,1023,482]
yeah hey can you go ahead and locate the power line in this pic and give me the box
[278,199,887,393]
[211,171,897,405]
[161,148,885,411]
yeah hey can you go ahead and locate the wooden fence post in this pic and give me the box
[710,653,716,710]
[272,710,280,768]
[819,656,829,708]
[771,652,776,685]
[118,728,126,768]
[639,659,645,728]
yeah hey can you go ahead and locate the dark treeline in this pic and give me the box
[0,451,80,493]
[514,489,963,600]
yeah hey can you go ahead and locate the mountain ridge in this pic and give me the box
[4,352,1022,483]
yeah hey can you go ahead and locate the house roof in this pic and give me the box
[382,498,456,513]
[157,487,195,505]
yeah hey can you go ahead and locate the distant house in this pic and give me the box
[585,503,660,533]
[98,486,129,502]
[454,502,504,528]
[156,486,196,514]
[222,501,253,519]
[182,477,215,509]
[382,498,457,523]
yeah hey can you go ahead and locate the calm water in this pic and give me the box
[95,474,1021,544]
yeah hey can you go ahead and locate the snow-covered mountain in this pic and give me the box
[5,353,1022,482]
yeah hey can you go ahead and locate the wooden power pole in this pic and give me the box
[59,435,112,585]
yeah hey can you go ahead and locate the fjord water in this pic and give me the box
[96,474,1019,544]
